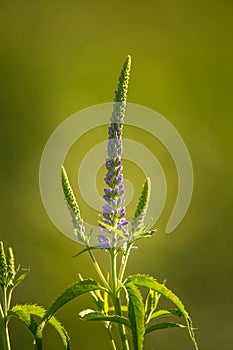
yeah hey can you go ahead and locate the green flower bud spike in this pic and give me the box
[61,166,85,242]
[131,177,151,234]
[114,55,131,103]
[6,248,16,282]
[0,241,7,286]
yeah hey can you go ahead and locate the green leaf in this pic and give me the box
[145,322,186,334]
[125,274,198,350]
[78,273,105,311]
[48,314,70,350]
[14,268,30,288]
[42,279,106,324]
[149,309,183,322]
[125,282,145,350]
[8,304,42,348]
[73,246,98,258]
[130,230,157,244]
[144,289,157,318]
[8,304,70,350]
[79,309,131,327]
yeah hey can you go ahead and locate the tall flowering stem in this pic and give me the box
[98,55,132,350]
[99,55,131,249]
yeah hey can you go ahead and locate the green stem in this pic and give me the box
[110,248,130,350]
[88,250,111,290]
[106,326,117,350]
[112,295,129,350]
[0,321,11,350]
[110,249,117,293]
[7,289,13,311]
[118,244,132,283]
[87,247,129,349]
[0,303,4,319]
[0,287,11,350]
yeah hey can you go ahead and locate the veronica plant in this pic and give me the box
[0,241,69,350]
[40,56,198,350]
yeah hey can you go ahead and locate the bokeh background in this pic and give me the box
[1,0,233,349]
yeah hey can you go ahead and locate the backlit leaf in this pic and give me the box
[125,274,198,350]
[125,282,145,350]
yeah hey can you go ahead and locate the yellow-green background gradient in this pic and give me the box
[1,1,233,349]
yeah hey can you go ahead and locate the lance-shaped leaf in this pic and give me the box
[144,288,160,323]
[73,246,98,258]
[61,166,85,241]
[41,279,106,325]
[8,304,70,350]
[13,267,29,288]
[78,273,105,311]
[79,309,131,328]
[125,274,198,350]
[150,309,183,323]
[145,322,186,335]
[149,309,183,323]
[125,282,145,350]
[130,230,157,245]
[131,178,151,234]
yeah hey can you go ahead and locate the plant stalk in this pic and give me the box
[0,321,11,350]
[118,244,132,283]
[112,295,129,350]
[106,326,117,350]
[0,287,11,350]
[110,249,117,293]
[88,250,111,290]
[0,303,4,319]
[110,249,130,350]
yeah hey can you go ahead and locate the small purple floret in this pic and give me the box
[98,234,111,249]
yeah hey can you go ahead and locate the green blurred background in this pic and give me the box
[1,0,233,349]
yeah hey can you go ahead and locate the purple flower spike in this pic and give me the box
[99,119,129,238]
[98,57,131,247]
